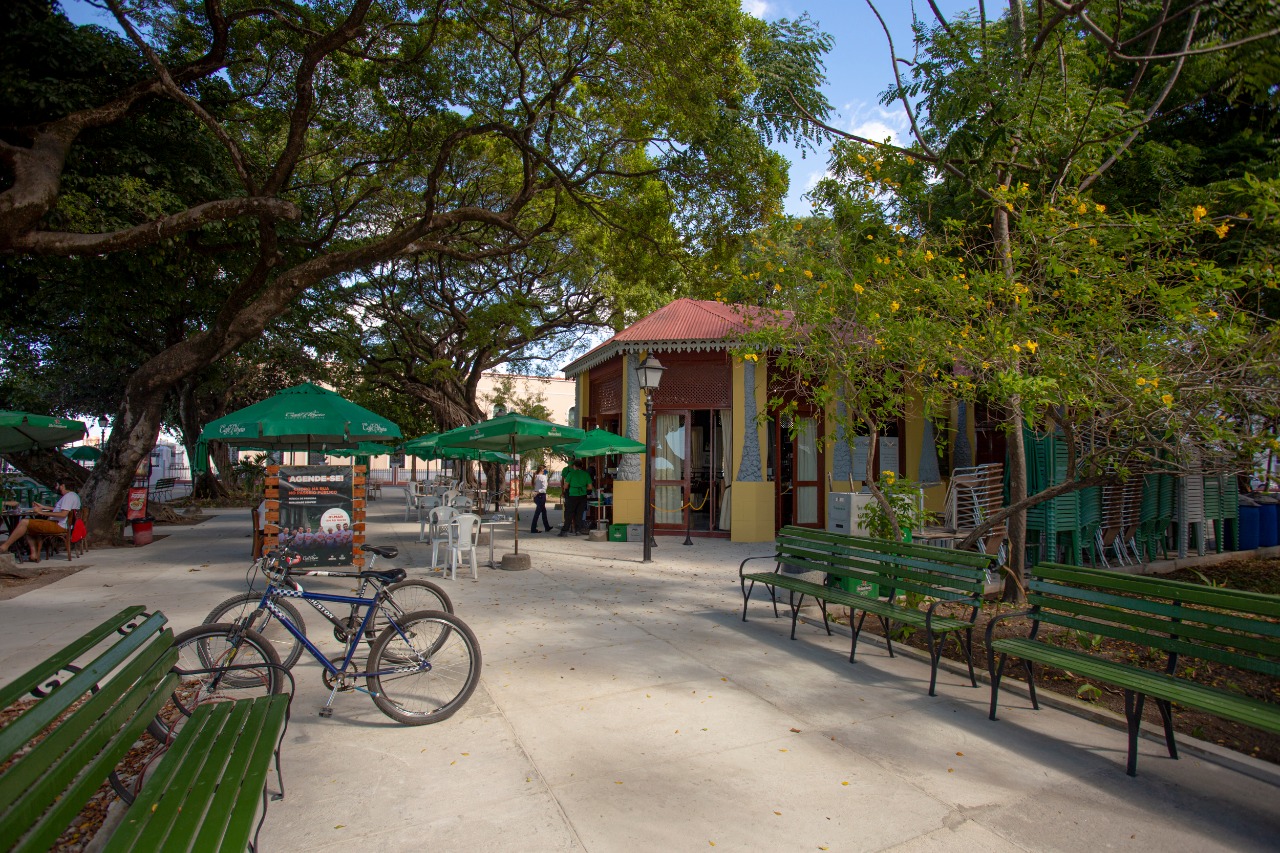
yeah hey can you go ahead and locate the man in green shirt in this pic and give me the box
[558,461,593,536]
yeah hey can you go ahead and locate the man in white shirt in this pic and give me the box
[1,480,81,562]
[529,466,552,533]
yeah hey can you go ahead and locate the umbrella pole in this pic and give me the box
[511,436,519,555]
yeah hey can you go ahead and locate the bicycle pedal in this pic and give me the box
[318,706,333,718]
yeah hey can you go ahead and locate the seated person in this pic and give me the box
[0,480,81,563]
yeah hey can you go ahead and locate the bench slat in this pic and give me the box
[0,606,149,714]
[0,630,175,816]
[1034,563,1280,618]
[2,670,177,853]
[992,638,1280,733]
[0,611,169,766]
[209,695,289,848]
[742,573,975,633]
[1031,579,1280,641]
[779,526,997,568]
[1029,585,1280,660]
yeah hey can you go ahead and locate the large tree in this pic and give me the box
[728,1,1279,595]
[0,0,831,540]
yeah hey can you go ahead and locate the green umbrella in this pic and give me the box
[328,441,396,458]
[198,382,401,449]
[438,413,585,555]
[570,428,646,458]
[62,445,103,462]
[0,411,87,454]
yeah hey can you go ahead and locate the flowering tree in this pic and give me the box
[721,2,1279,595]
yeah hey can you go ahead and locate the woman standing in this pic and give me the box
[530,466,553,533]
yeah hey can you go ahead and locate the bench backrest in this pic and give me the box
[0,607,177,852]
[1028,563,1280,678]
[775,526,993,601]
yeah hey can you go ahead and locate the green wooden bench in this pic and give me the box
[987,563,1280,776]
[150,478,176,503]
[739,526,997,696]
[0,606,290,851]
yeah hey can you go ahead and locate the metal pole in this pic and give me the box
[643,395,655,563]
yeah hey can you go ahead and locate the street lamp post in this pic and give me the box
[636,354,666,563]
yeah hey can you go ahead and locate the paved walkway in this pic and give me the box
[1,494,1277,851]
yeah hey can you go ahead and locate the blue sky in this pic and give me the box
[63,0,976,217]
[742,0,975,215]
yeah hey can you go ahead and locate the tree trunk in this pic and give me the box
[1002,398,1028,601]
[82,393,165,543]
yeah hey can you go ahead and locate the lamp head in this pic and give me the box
[636,354,666,392]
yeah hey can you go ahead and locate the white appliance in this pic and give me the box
[828,491,875,536]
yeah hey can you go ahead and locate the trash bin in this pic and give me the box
[1237,504,1260,551]
[1258,501,1279,548]
[132,517,155,547]
[834,576,879,598]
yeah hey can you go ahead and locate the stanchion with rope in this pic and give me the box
[649,489,711,547]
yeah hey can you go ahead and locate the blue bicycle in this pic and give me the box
[161,547,481,728]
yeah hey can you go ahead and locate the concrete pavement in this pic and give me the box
[1,493,1277,851]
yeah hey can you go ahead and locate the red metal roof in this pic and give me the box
[562,298,791,377]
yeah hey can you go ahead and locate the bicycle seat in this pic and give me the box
[359,568,406,584]
[358,544,399,559]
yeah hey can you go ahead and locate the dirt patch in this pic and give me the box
[0,562,92,600]
[835,555,1280,765]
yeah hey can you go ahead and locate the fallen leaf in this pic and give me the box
[841,781,849,786]
[773,811,782,816]
[955,751,964,756]
[790,727,801,733]
[779,749,788,752]
[461,752,469,756]
[947,768,954,773]
[335,825,345,829]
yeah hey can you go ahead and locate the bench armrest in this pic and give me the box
[983,607,1034,648]
[738,553,779,578]
[923,594,982,631]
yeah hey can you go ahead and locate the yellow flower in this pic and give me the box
[793,221,803,231]
[1095,203,1106,213]
[1214,224,1231,239]
[866,234,874,240]
[803,269,813,278]
[1025,340,1038,353]
[1088,237,1098,247]
[1077,202,1088,215]
[853,283,865,294]
[890,301,900,311]
[773,283,781,292]
[924,251,935,261]
[1150,378,1159,388]
[1161,393,1173,406]
[1192,205,1207,223]
[882,471,896,485]
[1137,377,1147,386]
[1206,309,1218,318]
[743,353,759,362]
[1011,343,1021,353]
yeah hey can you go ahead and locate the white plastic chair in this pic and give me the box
[428,506,459,567]
[447,513,482,581]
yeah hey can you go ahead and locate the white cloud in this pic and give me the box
[802,168,834,192]
[840,102,909,147]
[742,1,771,19]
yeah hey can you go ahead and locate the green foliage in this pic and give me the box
[858,472,931,540]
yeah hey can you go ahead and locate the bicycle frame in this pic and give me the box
[251,583,429,682]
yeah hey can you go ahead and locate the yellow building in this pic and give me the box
[563,299,998,542]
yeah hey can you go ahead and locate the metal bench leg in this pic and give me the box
[1123,689,1146,777]
[788,592,804,640]
[849,611,868,663]
[1155,698,1179,760]
[988,651,1008,720]
[880,616,895,658]
[1024,661,1039,709]
[817,599,831,636]
[740,578,755,622]
[926,625,942,696]
[960,628,978,688]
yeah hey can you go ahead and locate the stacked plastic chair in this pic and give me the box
[1095,480,1127,567]
[1077,485,1103,566]
[1176,471,1207,559]
[1022,427,1083,565]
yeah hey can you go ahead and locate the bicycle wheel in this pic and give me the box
[369,579,454,637]
[204,592,306,670]
[366,610,481,725]
[147,623,285,742]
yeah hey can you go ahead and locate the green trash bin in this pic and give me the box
[834,575,878,598]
